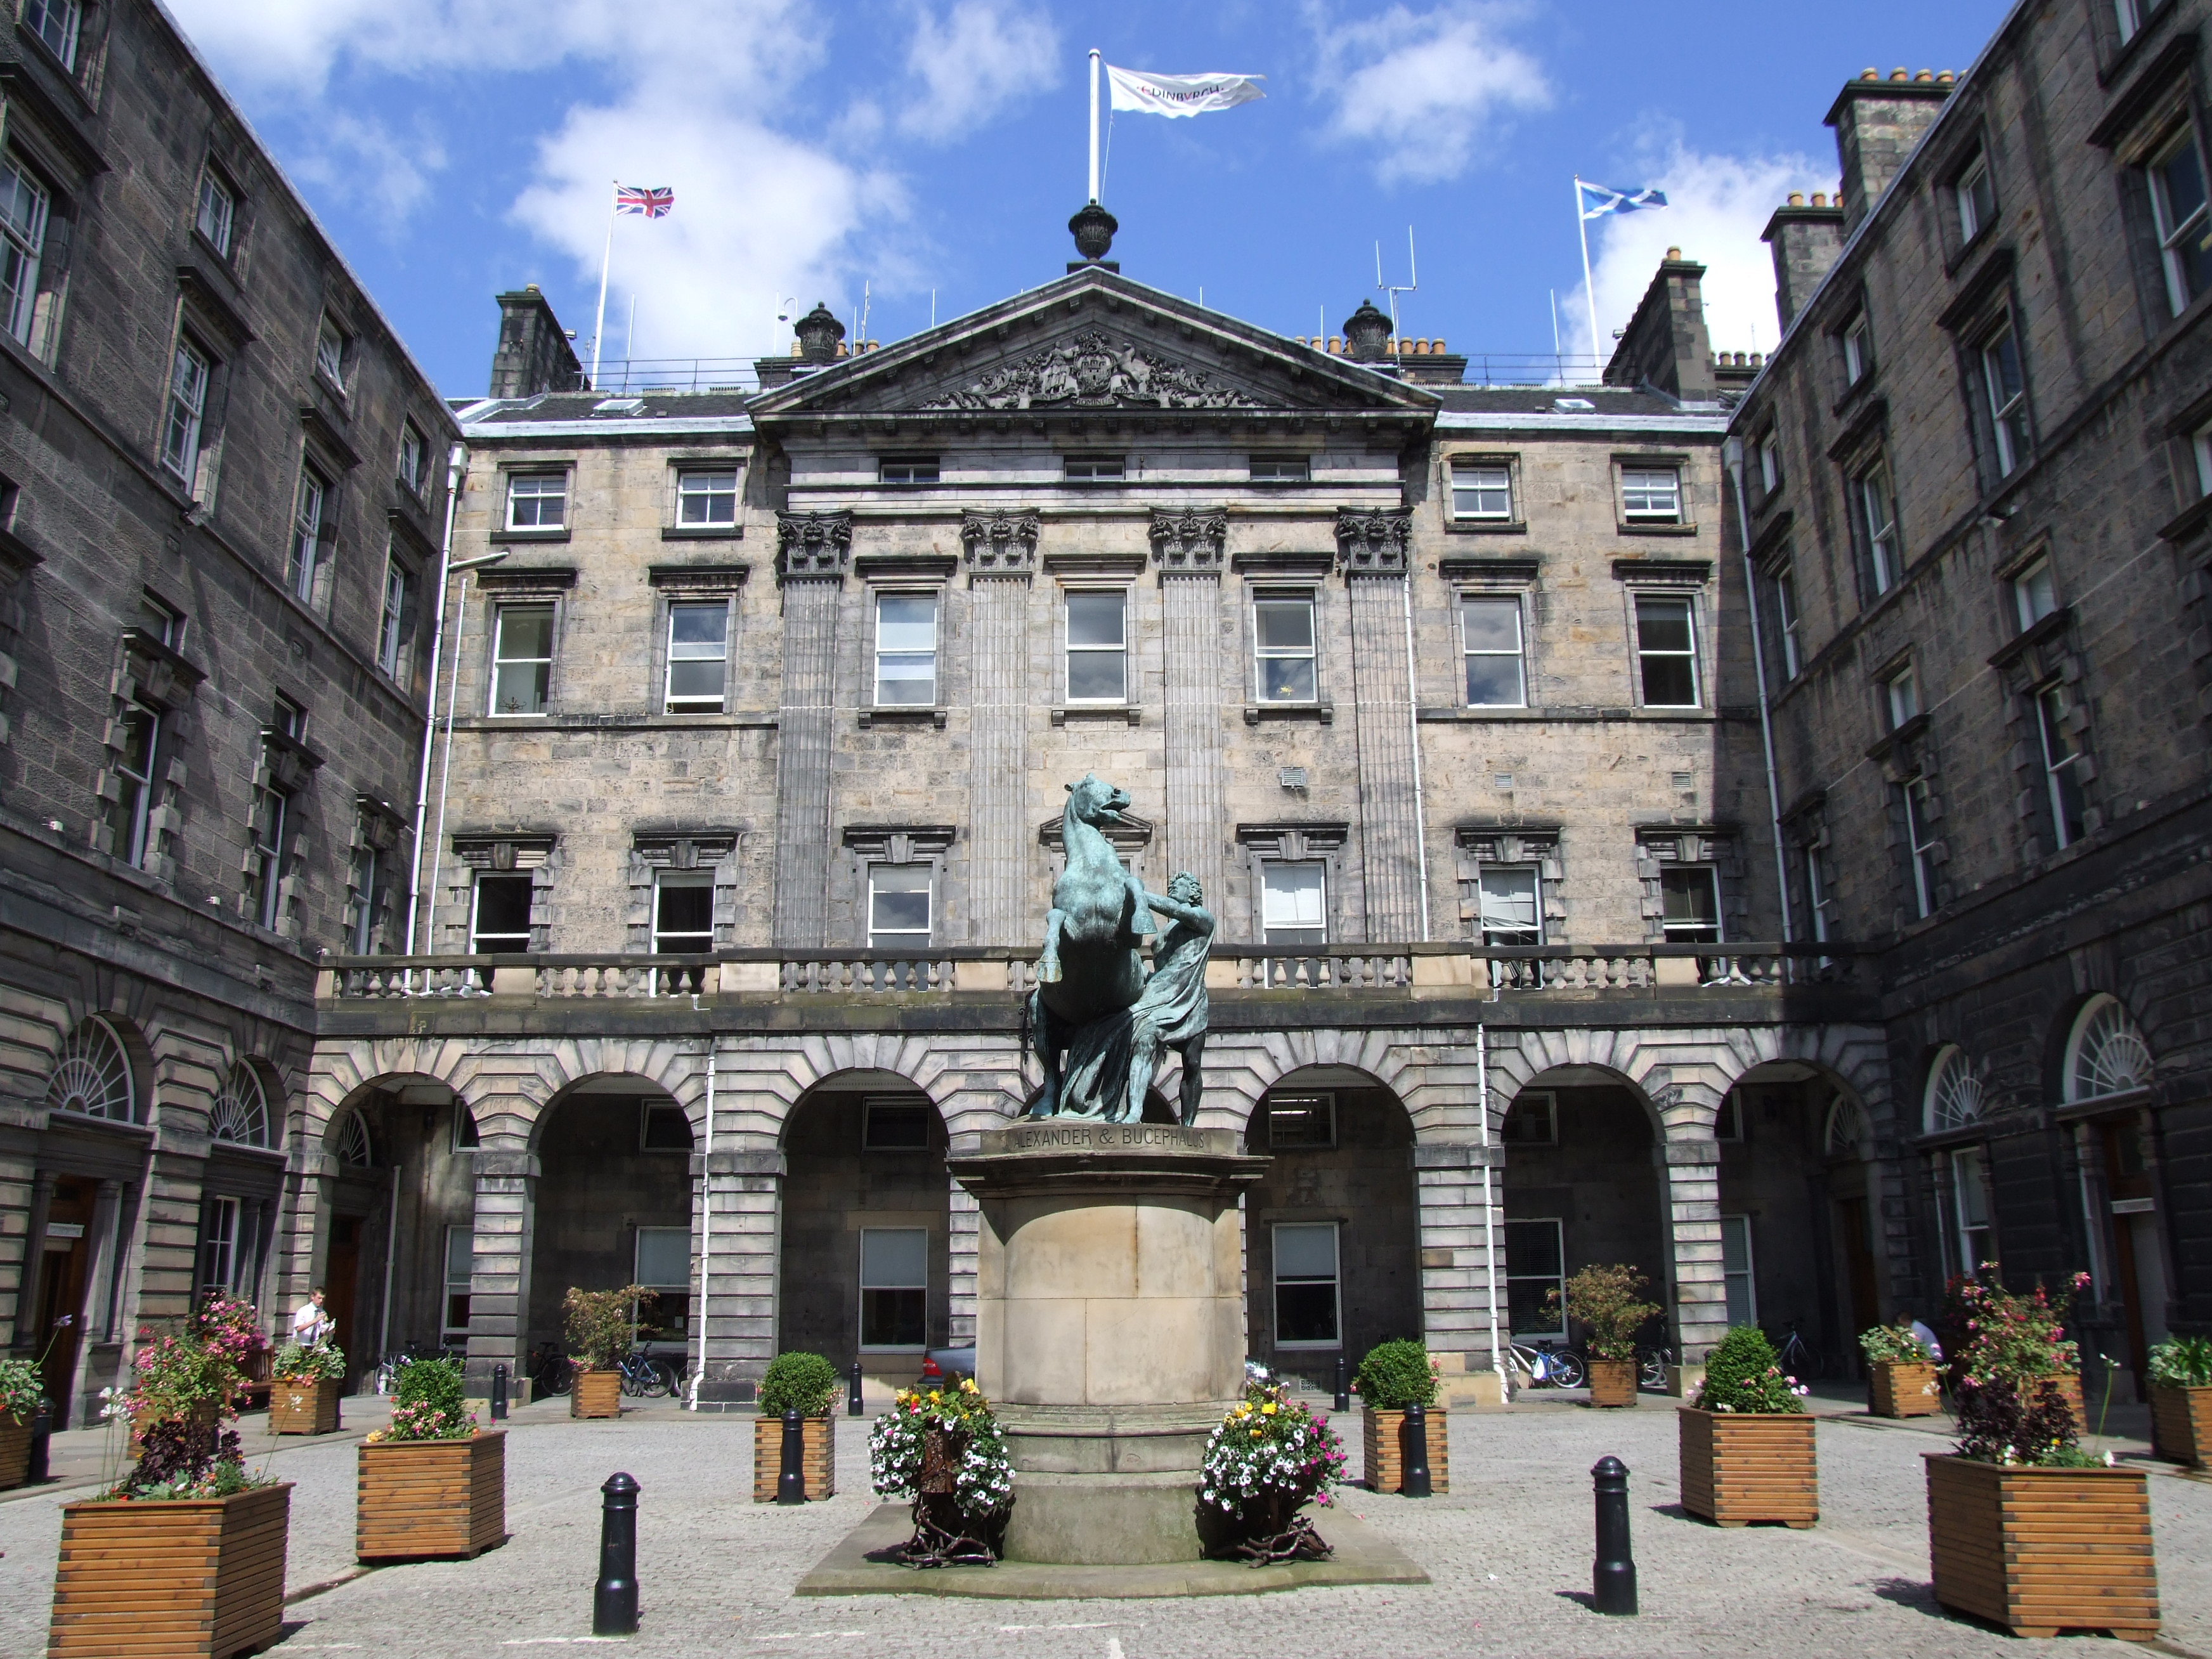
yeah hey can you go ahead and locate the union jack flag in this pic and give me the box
[615,184,673,218]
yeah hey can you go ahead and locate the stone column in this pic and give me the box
[947,1177,979,1346]
[19,1170,55,1335]
[0,1143,37,1348]
[1150,510,1227,907]
[772,512,850,947]
[1662,1138,1727,1362]
[962,511,1038,946]
[1338,509,1423,940]
[465,1147,539,1394]
[695,1147,784,1404]
[1414,1139,1507,1400]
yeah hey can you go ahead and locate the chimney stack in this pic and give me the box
[490,285,585,399]
[1603,249,1716,401]
[1825,67,1953,236]
[1763,193,1848,334]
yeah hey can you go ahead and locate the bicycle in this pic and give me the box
[1637,1346,1674,1392]
[527,1341,573,1398]
[372,1342,453,1395]
[1773,1322,1831,1382]
[1506,1338,1585,1389]
[616,1346,679,1398]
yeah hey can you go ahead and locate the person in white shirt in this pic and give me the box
[291,1287,332,1348]
[1910,1317,1943,1362]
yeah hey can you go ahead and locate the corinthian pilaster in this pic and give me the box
[1337,508,1422,940]
[965,511,1039,944]
[772,512,850,946]
[1152,509,1227,910]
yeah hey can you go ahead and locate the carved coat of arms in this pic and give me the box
[920,329,1260,412]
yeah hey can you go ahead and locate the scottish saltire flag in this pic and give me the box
[1106,65,1265,117]
[616,185,673,218]
[1578,182,1667,219]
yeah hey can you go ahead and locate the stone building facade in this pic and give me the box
[1733,4,2212,1397]
[0,1,457,1421]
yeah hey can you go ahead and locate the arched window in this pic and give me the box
[2065,994,2152,1103]
[1923,1045,1986,1134]
[209,1062,273,1147]
[1823,1094,1870,1158]
[333,1110,375,1168]
[44,1017,135,1122]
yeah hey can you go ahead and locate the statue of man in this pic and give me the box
[1127,872,1214,1126]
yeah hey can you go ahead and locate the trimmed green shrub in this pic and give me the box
[2149,1335,2212,1389]
[1695,1325,1807,1414]
[1353,1339,1438,1410]
[374,1356,474,1441]
[758,1351,840,1417]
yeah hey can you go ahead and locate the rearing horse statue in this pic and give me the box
[1027,774,1155,1117]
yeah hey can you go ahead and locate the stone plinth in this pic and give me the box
[951,1121,1264,1565]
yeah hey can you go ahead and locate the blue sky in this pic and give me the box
[169,1,2010,399]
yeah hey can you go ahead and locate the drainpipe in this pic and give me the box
[1478,1020,1506,1401]
[405,446,471,963]
[1722,437,1795,946]
[376,1163,400,1379]
[1400,575,1431,941]
[689,1047,714,1410]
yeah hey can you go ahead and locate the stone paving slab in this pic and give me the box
[795,1500,1428,1598]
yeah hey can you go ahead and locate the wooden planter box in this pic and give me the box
[0,1410,31,1490]
[753,1415,836,1501]
[1870,1360,1942,1417]
[268,1376,341,1435]
[571,1370,622,1419]
[1679,1407,1818,1528]
[1925,1454,2158,1640]
[1588,1359,1637,1409]
[2150,1383,2212,1467]
[49,1481,290,1658]
[356,1431,506,1562]
[1360,1407,1449,1494]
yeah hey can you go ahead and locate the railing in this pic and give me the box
[320,942,1859,1001]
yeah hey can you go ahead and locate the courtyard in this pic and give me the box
[5,1388,2207,1657]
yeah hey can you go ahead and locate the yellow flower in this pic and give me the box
[1249,1428,1263,1438]
[1260,1403,1277,1416]
[928,1390,940,1403]
[960,1379,977,1393]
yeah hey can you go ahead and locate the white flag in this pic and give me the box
[1105,65,1264,117]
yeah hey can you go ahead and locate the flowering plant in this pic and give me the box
[563,1285,654,1372]
[1547,1263,1663,1362]
[0,1354,41,1422]
[868,1377,1013,1523]
[1944,1267,2091,1466]
[364,1356,476,1443]
[1693,1325,1809,1414]
[106,1294,275,1499]
[1199,1382,1346,1516]
[272,1339,346,1383]
[1859,1320,1934,1365]
[2149,1335,2212,1389]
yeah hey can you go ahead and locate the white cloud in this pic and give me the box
[285,114,447,228]
[1565,141,1831,368]
[1309,2,1551,185]
[899,2,1060,143]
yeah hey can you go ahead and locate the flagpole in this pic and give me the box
[1574,175,1600,385]
[1088,49,1100,202]
[590,179,617,390]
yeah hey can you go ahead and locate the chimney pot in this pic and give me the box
[794,301,846,364]
[1329,335,1343,354]
[1433,336,1446,353]
[1937,69,1955,82]
[1862,67,1879,79]
[1915,69,1934,82]
[1890,67,1909,81]
[1665,245,1682,261]
[1811,192,1826,207]
[1788,191,1805,206]
[1341,299,1393,362]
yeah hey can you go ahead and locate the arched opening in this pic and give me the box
[778,1071,949,1378]
[1240,1067,1421,1386]
[1500,1067,1667,1372]
[528,1076,695,1368]
[2059,994,2168,1397]
[1717,1064,1883,1377]
[196,1056,285,1381]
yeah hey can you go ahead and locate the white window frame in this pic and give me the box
[504,471,568,530]
[112,701,160,868]
[1720,1214,1757,1329]
[349,844,379,954]
[1620,465,1682,523]
[249,769,289,930]
[1955,154,1994,242]
[1951,1145,1994,1275]
[1252,589,1318,704]
[443,1225,474,1344]
[676,466,739,526]
[1450,461,1514,521]
[872,590,938,706]
[1064,587,1129,704]
[651,869,714,954]
[1062,454,1124,481]
[1478,864,1544,946]
[1774,565,1802,679]
[1632,594,1700,708]
[22,0,81,70]
[1979,320,2031,476]
[1842,314,1873,385]
[1757,433,1781,495]
[877,455,939,485]
[2012,557,2057,629]
[1904,774,1940,918]
[1505,1217,1567,1339]
[1883,664,1919,729]
[1460,593,1527,707]
[469,872,534,954]
[489,601,554,716]
[203,1195,242,1298]
[376,554,408,679]
[1259,859,1328,946]
[2117,0,2144,42]
[663,597,730,713]
[398,423,424,492]
[1804,842,1834,944]
[288,467,326,602]
[195,166,235,256]
[858,1226,929,1351]
[162,338,211,485]
[1270,1221,1342,1350]
[867,863,933,949]
[2149,126,2212,318]
[315,316,347,390]
[634,1226,691,1334]
[0,154,49,347]
[1249,455,1310,483]
[1659,864,1722,945]
[2035,681,2087,849]
[1856,461,1899,593]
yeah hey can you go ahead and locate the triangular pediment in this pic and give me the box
[748,268,1438,426]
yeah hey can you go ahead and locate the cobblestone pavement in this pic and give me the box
[2,1396,2204,1658]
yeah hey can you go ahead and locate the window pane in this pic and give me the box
[654,879,712,947]
[508,474,566,527]
[1452,464,1512,518]
[1635,599,1690,653]
[677,469,738,524]
[472,875,533,950]
[668,602,726,652]
[1636,597,1697,706]
[1261,862,1326,930]
[445,1226,474,1282]
[1254,599,1314,652]
[635,1226,690,1288]
[1480,868,1541,944]
[1260,658,1317,701]
[869,865,931,940]
[860,1227,928,1289]
[1462,597,1526,706]
[1273,1222,1338,1280]
[1066,592,1124,647]
[1661,868,1721,942]
[1461,597,1521,653]
[1266,1096,1335,1148]
[1622,467,1680,517]
[876,595,935,651]
[1067,652,1125,701]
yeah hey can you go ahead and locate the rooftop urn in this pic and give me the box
[1343,299,1393,362]
[1069,200,1118,263]
[794,301,845,363]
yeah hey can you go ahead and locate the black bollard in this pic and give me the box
[491,1363,509,1421]
[25,1397,51,1483]
[1333,1354,1350,1413]
[1400,1400,1433,1497]
[592,1472,641,1636]
[776,1408,807,1504]
[1592,1456,1637,1615]
[849,1358,864,1417]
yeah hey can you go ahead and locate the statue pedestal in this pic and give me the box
[951,1123,1264,1565]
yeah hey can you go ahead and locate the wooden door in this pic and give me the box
[1836,1196,1880,1347]
[37,1180,95,1412]
[326,1215,361,1388]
